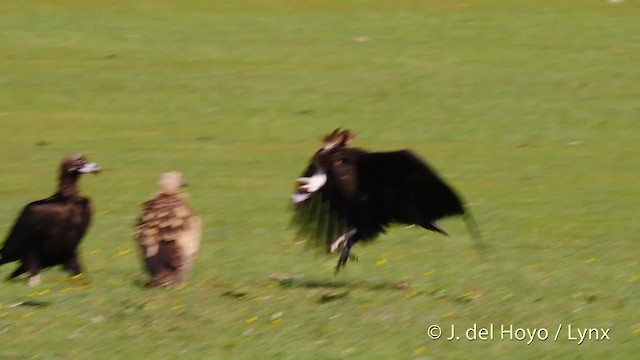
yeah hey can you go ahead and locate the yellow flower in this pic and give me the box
[22,312,34,319]
[28,289,50,297]
[585,257,596,263]
[414,346,427,354]
[463,290,476,299]
[245,316,258,324]
[375,258,388,266]
[115,249,131,256]
[267,283,280,288]
[442,311,455,319]
[271,318,283,326]
[176,283,188,290]
[405,291,418,298]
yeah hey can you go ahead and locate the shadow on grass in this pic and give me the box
[294,279,406,291]
[284,279,414,304]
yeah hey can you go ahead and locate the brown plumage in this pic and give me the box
[135,172,201,287]
[0,155,101,285]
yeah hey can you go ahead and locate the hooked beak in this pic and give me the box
[291,171,327,204]
[292,192,312,204]
[77,162,101,174]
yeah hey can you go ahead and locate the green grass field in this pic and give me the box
[1,0,639,358]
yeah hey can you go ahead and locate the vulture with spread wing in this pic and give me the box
[135,172,201,287]
[291,129,479,272]
[0,155,101,285]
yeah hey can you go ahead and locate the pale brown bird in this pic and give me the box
[135,172,201,287]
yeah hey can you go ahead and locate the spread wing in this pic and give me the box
[135,194,200,285]
[291,161,349,252]
[356,150,465,226]
[291,149,467,249]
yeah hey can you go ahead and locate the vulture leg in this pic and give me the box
[335,230,358,273]
[63,253,83,277]
[330,229,357,253]
[25,252,42,286]
[7,263,27,280]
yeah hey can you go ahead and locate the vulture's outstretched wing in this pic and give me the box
[356,150,466,227]
[292,150,472,249]
[135,194,201,287]
[291,162,349,252]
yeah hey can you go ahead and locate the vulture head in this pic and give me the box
[158,171,187,195]
[292,129,356,204]
[61,155,101,179]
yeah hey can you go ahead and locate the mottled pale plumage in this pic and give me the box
[135,172,201,287]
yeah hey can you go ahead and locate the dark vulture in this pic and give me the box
[135,172,202,288]
[0,155,101,285]
[291,129,480,272]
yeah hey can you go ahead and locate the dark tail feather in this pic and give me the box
[421,222,448,236]
[463,210,485,255]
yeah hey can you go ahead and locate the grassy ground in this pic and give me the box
[0,0,639,358]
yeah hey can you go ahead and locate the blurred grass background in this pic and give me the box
[0,0,638,358]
